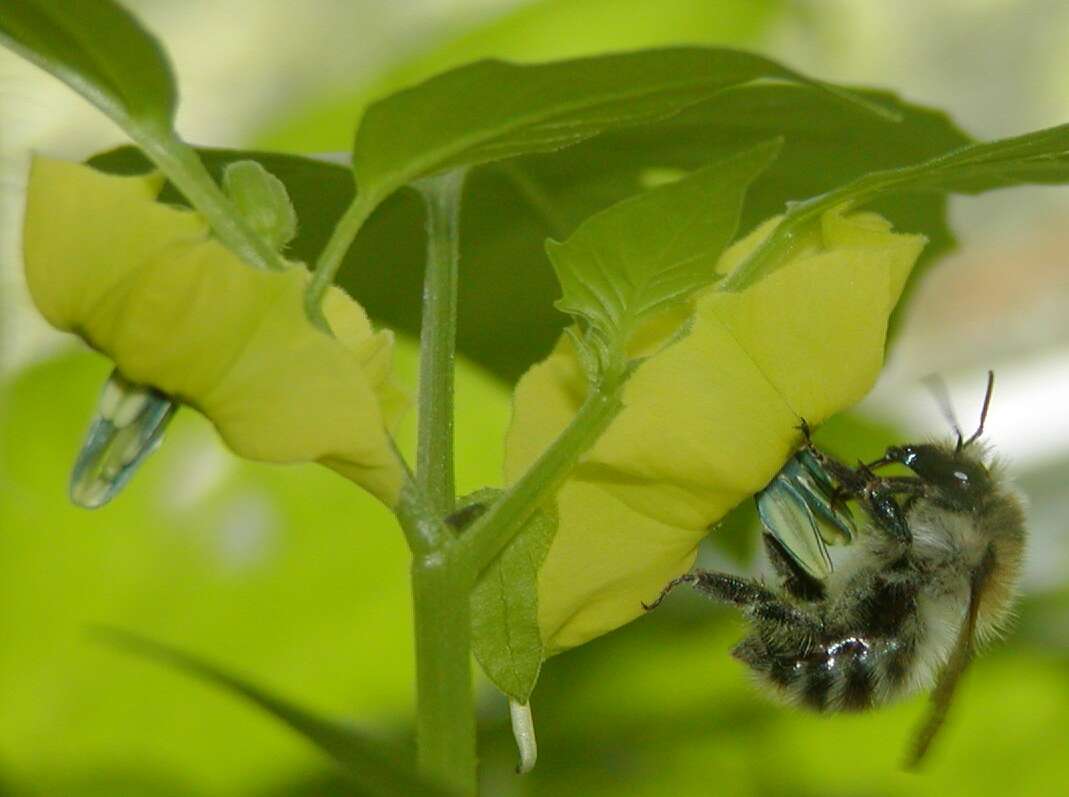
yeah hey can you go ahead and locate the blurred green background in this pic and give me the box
[3,1,1069,794]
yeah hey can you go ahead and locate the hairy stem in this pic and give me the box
[415,168,467,516]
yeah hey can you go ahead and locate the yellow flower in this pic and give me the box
[23,157,406,505]
[506,208,926,654]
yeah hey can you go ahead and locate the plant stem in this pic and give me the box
[457,368,626,575]
[402,167,475,792]
[411,551,477,796]
[306,189,383,326]
[138,130,288,272]
[415,168,467,516]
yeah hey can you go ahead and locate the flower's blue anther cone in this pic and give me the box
[69,369,177,509]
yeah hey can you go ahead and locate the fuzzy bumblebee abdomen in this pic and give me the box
[734,632,915,712]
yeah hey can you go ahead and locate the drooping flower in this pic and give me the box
[506,208,926,653]
[23,157,406,506]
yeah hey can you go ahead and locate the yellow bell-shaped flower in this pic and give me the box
[23,157,406,506]
[506,208,926,653]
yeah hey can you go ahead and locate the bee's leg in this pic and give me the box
[763,532,826,602]
[642,572,697,610]
[874,476,929,496]
[687,570,825,666]
[662,570,822,634]
[801,446,916,551]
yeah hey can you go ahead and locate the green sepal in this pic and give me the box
[222,160,298,252]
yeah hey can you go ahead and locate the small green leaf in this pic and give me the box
[464,490,557,703]
[93,628,451,797]
[725,122,1069,291]
[546,140,781,354]
[352,48,892,203]
[222,160,298,252]
[0,0,175,132]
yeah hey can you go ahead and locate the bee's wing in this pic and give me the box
[904,548,995,769]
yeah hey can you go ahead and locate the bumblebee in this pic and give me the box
[647,373,1026,766]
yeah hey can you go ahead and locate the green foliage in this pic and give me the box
[467,492,557,703]
[0,0,175,131]
[350,48,889,205]
[6,2,1069,794]
[547,140,780,361]
[90,81,972,384]
[725,122,1069,291]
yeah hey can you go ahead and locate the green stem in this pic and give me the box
[457,368,626,575]
[395,167,474,792]
[305,189,383,325]
[415,169,467,516]
[411,551,477,796]
[137,129,287,272]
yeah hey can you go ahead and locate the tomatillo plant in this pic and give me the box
[7,2,1069,795]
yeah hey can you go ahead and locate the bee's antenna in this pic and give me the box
[963,371,995,448]
[922,374,964,452]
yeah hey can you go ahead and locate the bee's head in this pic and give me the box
[884,442,993,511]
[883,371,997,512]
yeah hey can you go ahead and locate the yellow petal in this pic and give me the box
[23,156,405,505]
[506,207,926,653]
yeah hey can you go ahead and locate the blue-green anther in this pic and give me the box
[70,369,177,509]
[755,449,857,580]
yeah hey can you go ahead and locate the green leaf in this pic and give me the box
[223,160,299,252]
[546,139,781,353]
[0,0,175,132]
[258,0,784,151]
[464,491,558,703]
[725,122,1069,291]
[352,48,894,203]
[93,628,451,797]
